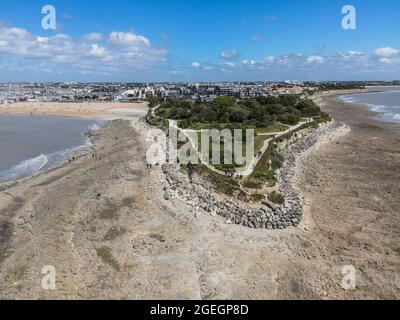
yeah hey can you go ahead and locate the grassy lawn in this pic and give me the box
[255,124,289,135]
[241,141,279,189]
[254,135,273,153]
[251,148,273,179]
[189,131,270,170]
[179,122,290,173]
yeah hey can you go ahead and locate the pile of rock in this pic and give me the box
[162,120,345,230]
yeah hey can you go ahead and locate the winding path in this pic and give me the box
[149,105,313,178]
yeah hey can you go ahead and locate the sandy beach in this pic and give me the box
[0,93,399,299]
[0,101,148,119]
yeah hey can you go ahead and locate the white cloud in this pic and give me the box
[374,47,399,58]
[242,59,256,65]
[347,50,363,56]
[306,55,325,64]
[220,49,240,60]
[82,33,103,42]
[379,58,392,64]
[223,62,237,68]
[263,56,275,63]
[203,65,214,71]
[1,26,400,81]
[87,44,107,58]
[0,26,168,75]
[108,31,150,47]
[373,47,400,64]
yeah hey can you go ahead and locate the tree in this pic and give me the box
[211,96,237,118]
[199,107,217,122]
[266,104,285,115]
[229,108,248,123]
[278,112,301,125]
[296,99,321,117]
[168,107,191,119]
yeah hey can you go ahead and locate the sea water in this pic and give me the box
[340,87,400,124]
[0,115,106,182]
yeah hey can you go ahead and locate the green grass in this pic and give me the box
[103,226,127,241]
[194,165,246,199]
[184,130,273,173]
[193,131,253,169]
[246,143,281,189]
[149,234,166,242]
[268,191,285,205]
[254,135,271,154]
[251,144,273,177]
[255,124,289,135]
[96,246,120,271]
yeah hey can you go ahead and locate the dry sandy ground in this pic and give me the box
[0,95,399,300]
[0,101,148,119]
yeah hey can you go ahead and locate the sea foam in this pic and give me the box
[0,154,48,181]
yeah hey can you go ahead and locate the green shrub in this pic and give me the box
[268,191,285,205]
[252,170,275,181]
[103,226,127,241]
[96,246,120,271]
[242,179,264,189]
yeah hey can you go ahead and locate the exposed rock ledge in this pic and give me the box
[161,120,346,230]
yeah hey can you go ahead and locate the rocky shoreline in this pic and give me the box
[162,120,347,230]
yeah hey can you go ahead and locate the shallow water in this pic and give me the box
[0,115,106,182]
[340,87,400,124]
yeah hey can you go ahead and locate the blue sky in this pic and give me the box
[0,0,399,81]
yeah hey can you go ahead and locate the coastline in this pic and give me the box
[295,92,400,298]
[0,102,148,185]
[335,86,400,125]
[0,118,154,299]
[0,92,399,299]
[0,101,148,120]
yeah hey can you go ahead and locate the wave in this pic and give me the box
[46,138,91,164]
[88,120,108,132]
[0,138,92,182]
[339,95,357,103]
[88,124,101,131]
[0,154,48,181]
[364,103,386,112]
[339,94,400,124]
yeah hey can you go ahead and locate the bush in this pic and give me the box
[242,179,264,189]
[270,147,284,171]
[96,246,120,271]
[268,191,285,205]
[252,170,275,181]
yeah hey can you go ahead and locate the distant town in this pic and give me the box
[0,81,399,104]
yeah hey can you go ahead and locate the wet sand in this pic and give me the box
[0,93,399,299]
[296,94,400,299]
